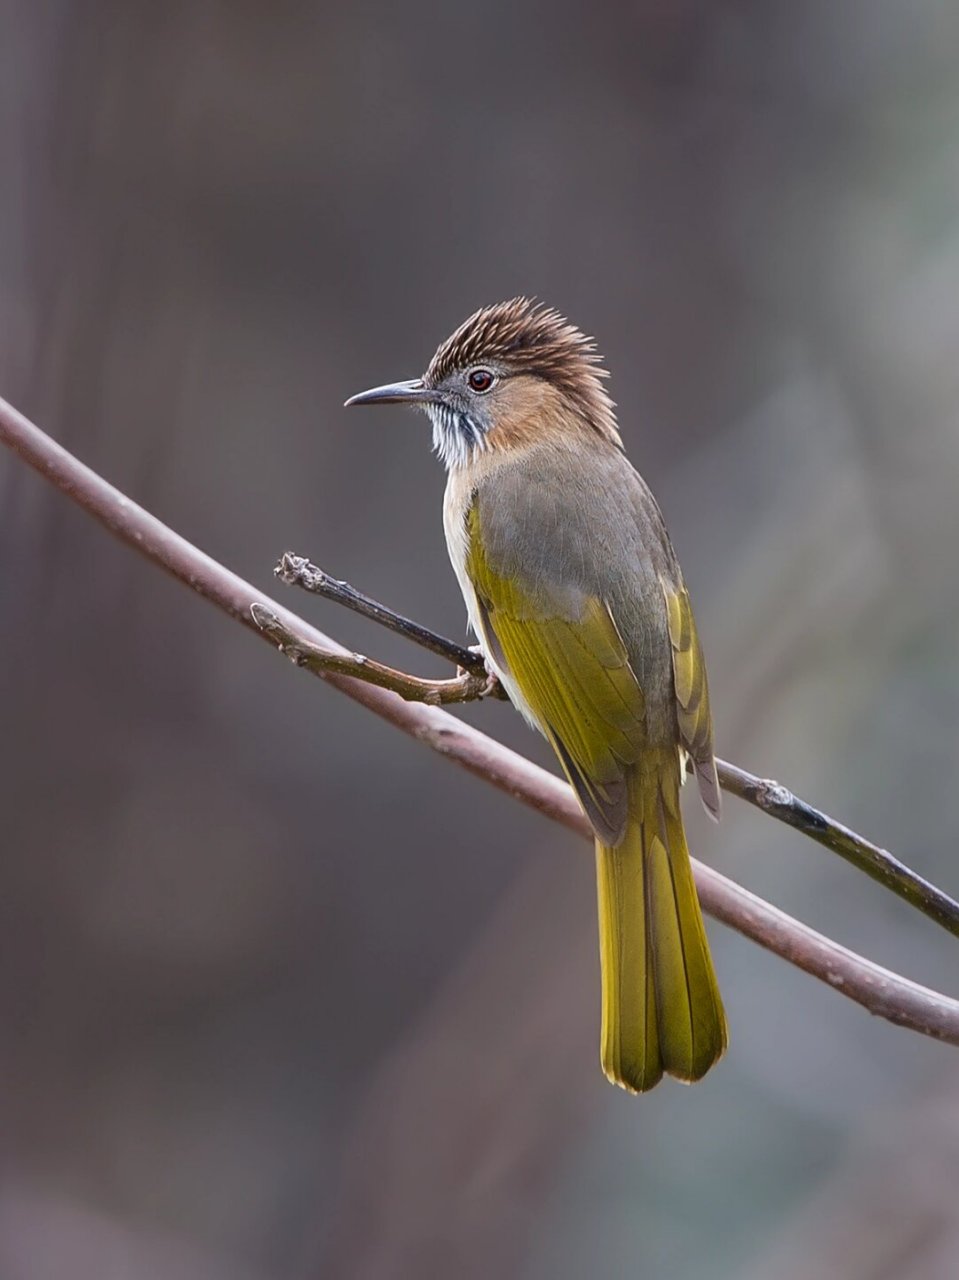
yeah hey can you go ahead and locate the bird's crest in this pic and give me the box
[425,298,619,442]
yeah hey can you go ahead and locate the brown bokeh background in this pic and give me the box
[3,4,959,1277]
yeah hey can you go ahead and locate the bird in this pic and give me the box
[345,298,726,1092]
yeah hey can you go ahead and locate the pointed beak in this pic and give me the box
[344,378,438,409]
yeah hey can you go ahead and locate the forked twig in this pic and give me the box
[250,602,499,706]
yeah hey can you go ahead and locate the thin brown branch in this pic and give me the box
[275,552,491,678]
[2,391,958,1047]
[250,603,499,705]
[278,552,959,941]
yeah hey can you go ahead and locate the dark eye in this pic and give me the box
[467,368,494,393]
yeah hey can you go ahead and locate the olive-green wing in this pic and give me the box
[468,525,647,847]
[663,582,721,819]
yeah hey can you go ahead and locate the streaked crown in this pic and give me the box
[425,298,616,439]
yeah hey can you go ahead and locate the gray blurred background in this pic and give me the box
[2,2,959,1277]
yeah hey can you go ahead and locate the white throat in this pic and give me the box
[425,404,488,471]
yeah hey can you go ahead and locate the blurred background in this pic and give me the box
[2,2,959,1276]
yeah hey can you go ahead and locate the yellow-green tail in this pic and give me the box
[595,755,727,1092]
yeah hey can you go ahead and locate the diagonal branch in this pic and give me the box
[1,391,958,1047]
[277,553,959,941]
[713,762,958,932]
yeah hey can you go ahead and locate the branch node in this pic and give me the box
[250,602,277,632]
[277,551,321,589]
[760,778,794,810]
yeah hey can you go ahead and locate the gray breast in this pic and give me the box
[475,440,682,741]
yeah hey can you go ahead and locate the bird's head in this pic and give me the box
[345,298,620,470]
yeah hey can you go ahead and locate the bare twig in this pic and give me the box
[276,553,959,941]
[2,391,958,1046]
[276,552,491,679]
[714,762,959,935]
[250,603,498,706]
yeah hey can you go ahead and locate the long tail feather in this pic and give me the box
[596,753,726,1092]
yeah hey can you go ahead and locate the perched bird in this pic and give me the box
[346,299,726,1092]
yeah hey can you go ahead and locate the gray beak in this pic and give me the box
[344,378,438,409]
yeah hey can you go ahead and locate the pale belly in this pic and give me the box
[442,476,541,731]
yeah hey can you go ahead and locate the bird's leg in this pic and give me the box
[457,645,505,701]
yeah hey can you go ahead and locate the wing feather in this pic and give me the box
[468,510,648,846]
[663,582,721,820]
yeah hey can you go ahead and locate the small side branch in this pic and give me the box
[274,554,959,942]
[250,604,498,706]
[276,552,491,679]
[717,762,959,939]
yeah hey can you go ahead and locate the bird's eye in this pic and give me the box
[467,368,494,393]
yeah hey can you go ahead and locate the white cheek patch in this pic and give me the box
[426,405,488,470]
